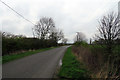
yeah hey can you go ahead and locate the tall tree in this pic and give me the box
[33,17,55,39]
[33,17,64,46]
[96,12,120,53]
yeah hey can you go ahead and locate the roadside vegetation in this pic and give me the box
[2,17,68,64]
[72,12,120,79]
[58,12,120,79]
[72,42,120,78]
[2,17,64,56]
[58,47,89,79]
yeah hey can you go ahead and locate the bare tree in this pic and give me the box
[33,17,55,39]
[74,32,87,42]
[62,38,68,44]
[33,17,64,47]
[49,28,64,42]
[56,29,64,41]
[97,12,120,53]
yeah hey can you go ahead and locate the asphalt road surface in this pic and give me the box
[2,46,69,78]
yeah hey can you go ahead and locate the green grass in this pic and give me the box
[58,47,89,79]
[2,47,56,64]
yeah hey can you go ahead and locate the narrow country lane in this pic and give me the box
[2,46,69,78]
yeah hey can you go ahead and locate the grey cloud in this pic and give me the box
[1,0,119,43]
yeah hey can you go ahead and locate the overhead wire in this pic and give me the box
[0,0,36,26]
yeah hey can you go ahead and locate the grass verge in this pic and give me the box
[58,47,89,79]
[2,47,56,64]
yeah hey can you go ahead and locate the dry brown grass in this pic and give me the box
[97,56,120,79]
[72,45,120,79]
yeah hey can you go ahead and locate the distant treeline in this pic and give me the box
[2,32,60,56]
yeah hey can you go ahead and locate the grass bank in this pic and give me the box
[2,47,56,64]
[58,47,89,79]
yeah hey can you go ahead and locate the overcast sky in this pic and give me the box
[0,0,119,43]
